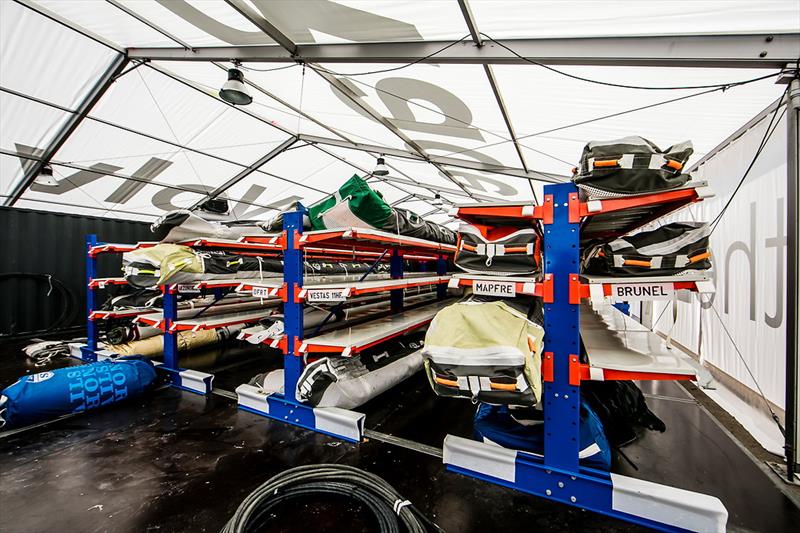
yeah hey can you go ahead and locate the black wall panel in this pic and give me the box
[0,207,152,337]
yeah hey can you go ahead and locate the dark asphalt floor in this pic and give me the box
[0,337,797,532]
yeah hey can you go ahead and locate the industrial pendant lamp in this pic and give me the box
[373,156,389,176]
[34,164,58,186]
[431,193,443,206]
[219,63,252,105]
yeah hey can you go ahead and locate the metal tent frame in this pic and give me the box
[4,0,799,488]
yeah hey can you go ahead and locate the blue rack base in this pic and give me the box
[443,435,727,533]
[236,384,365,443]
[69,345,214,395]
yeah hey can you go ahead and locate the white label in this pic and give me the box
[609,283,673,301]
[176,284,200,293]
[473,280,516,298]
[306,288,347,302]
[252,286,272,298]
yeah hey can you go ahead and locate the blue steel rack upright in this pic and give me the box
[81,236,219,394]
[83,234,99,361]
[442,181,727,532]
[80,182,725,531]
[235,204,452,442]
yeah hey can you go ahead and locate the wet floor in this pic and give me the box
[0,337,797,532]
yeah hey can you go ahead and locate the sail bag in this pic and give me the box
[422,300,544,406]
[582,222,711,276]
[573,136,693,198]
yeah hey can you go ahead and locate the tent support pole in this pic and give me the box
[785,76,799,482]
[3,53,128,206]
[188,136,298,211]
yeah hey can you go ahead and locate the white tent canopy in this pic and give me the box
[1,0,797,223]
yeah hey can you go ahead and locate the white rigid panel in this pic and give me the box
[610,472,728,532]
[313,407,365,442]
[581,304,696,376]
[172,309,275,329]
[301,227,456,252]
[442,435,517,483]
[581,272,711,285]
[235,384,269,414]
[137,299,278,325]
[179,369,214,394]
[454,274,537,283]
[305,299,452,349]
[68,343,86,359]
[304,275,448,292]
[95,350,117,362]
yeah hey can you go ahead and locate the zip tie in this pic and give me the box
[393,499,411,514]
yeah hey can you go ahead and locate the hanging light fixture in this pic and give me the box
[219,63,252,105]
[431,193,443,206]
[33,164,58,187]
[372,155,389,176]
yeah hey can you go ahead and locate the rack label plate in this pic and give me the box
[252,287,272,298]
[306,288,347,302]
[176,284,200,293]
[473,280,516,298]
[609,282,673,300]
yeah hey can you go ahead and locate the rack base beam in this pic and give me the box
[235,385,365,442]
[153,363,215,395]
[443,435,727,533]
[70,346,213,395]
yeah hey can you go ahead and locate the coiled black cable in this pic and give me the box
[221,464,442,533]
[0,272,78,336]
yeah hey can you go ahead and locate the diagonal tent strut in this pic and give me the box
[209,62,353,144]
[10,0,568,219]
[457,0,537,200]
[16,0,567,209]
[188,136,299,211]
[144,62,532,208]
[104,0,193,50]
[223,0,478,200]
[10,0,481,217]
[296,134,566,183]
[3,53,129,207]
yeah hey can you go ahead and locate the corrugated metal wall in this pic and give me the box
[0,207,152,338]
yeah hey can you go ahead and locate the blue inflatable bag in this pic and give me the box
[0,356,157,428]
[474,397,612,470]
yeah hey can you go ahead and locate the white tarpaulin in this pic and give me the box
[1,0,795,221]
[652,106,788,410]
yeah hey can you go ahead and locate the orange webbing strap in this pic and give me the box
[624,258,652,267]
[434,376,459,388]
[489,382,517,391]
[593,159,620,168]
[461,243,478,252]
[504,246,528,253]
[688,251,710,263]
[664,159,683,170]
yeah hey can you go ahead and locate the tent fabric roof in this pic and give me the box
[1,0,798,222]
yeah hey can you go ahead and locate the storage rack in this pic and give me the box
[442,181,727,532]
[82,235,286,394]
[81,225,453,403]
[79,180,726,530]
[234,210,454,441]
